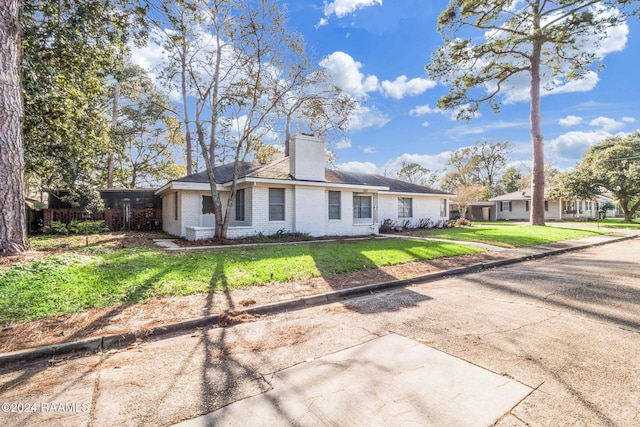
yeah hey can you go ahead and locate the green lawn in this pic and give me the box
[0,238,481,325]
[589,218,640,229]
[411,224,605,248]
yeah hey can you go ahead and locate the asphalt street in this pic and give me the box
[0,236,638,426]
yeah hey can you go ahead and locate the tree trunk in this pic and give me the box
[107,80,120,188]
[529,22,546,226]
[621,199,640,223]
[181,52,193,175]
[0,0,30,255]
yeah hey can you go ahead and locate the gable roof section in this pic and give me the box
[173,161,263,184]
[160,157,451,196]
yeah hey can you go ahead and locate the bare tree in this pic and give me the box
[159,0,320,239]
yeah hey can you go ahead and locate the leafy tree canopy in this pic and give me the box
[396,162,438,187]
[441,139,510,196]
[550,132,640,221]
[21,0,145,205]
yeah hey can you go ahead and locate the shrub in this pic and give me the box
[268,229,310,239]
[417,218,433,228]
[455,218,473,227]
[379,219,395,233]
[42,221,69,235]
[43,220,109,236]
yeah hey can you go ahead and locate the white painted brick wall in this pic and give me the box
[250,185,295,235]
[164,187,452,240]
[324,190,374,236]
[293,187,326,236]
[496,200,562,221]
[162,192,182,237]
[378,194,448,228]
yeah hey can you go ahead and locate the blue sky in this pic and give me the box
[283,1,640,177]
[133,1,640,180]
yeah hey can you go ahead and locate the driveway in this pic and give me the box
[1,237,638,426]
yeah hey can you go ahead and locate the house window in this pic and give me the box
[398,198,413,218]
[202,196,214,214]
[269,188,285,221]
[235,189,245,221]
[328,191,341,220]
[353,195,372,220]
[174,192,179,220]
[545,200,549,212]
[526,201,530,212]
[440,199,447,217]
[500,201,512,212]
[564,200,576,212]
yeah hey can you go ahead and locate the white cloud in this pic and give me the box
[348,105,390,130]
[444,120,526,137]
[334,138,352,149]
[409,103,480,120]
[315,18,329,29]
[622,117,636,123]
[589,117,625,132]
[409,104,441,117]
[337,161,378,174]
[422,121,430,127]
[324,0,382,19]
[129,32,167,73]
[320,51,379,100]
[559,115,584,127]
[380,76,436,99]
[548,130,613,162]
[382,152,452,178]
[362,146,376,154]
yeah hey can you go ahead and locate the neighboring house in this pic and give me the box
[489,189,615,221]
[156,134,453,240]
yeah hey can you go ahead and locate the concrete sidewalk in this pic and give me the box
[0,231,636,367]
[1,234,638,426]
[173,334,533,427]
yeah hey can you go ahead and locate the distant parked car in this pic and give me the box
[449,210,461,220]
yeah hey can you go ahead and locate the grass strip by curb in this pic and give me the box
[1,233,634,370]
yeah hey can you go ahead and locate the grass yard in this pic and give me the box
[409,224,606,248]
[589,218,640,229]
[0,237,481,325]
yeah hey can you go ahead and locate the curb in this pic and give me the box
[1,233,635,368]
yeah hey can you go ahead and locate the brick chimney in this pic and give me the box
[289,134,326,181]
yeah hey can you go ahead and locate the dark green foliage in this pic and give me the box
[21,0,145,203]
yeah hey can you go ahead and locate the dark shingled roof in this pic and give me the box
[325,169,449,194]
[174,162,263,184]
[170,158,450,195]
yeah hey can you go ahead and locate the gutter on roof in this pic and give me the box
[226,176,390,191]
[155,181,225,195]
[383,191,454,197]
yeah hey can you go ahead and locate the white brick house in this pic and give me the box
[489,189,615,221]
[156,135,453,240]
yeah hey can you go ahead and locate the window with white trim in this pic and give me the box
[269,188,285,221]
[500,201,512,212]
[235,189,245,221]
[440,199,447,217]
[398,198,413,218]
[328,191,341,220]
[353,195,372,221]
